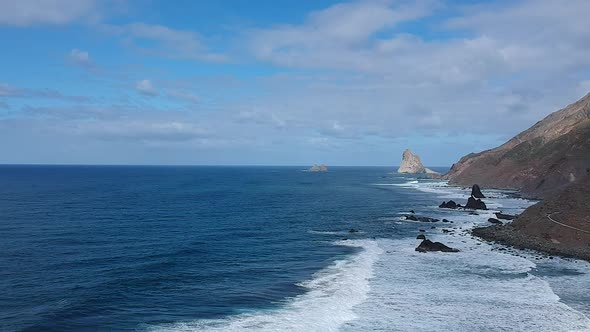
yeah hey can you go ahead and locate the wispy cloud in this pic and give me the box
[0,0,115,26]
[0,82,91,102]
[67,48,94,68]
[104,22,228,62]
[135,79,158,96]
[167,90,199,104]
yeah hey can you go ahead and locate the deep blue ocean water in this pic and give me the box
[2,165,589,332]
[0,166,439,331]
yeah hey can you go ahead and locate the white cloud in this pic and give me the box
[0,0,103,26]
[236,0,590,147]
[0,82,91,101]
[105,22,227,62]
[167,90,199,104]
[135,79,158,96]
[67,49,93,67]
[248,0,440,71]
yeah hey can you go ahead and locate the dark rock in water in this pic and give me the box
[417,217,440,223]
[469,211,479,215]
[406,215,419,221]
[417,234,426,240]
[348,228,359,233]
[495,212,517,220]
[409,210,415,214]
[471,184,486,198]
[488,218,503,225]
[419,229,426,232]
[442,219,450,222]
[415,239,460,253]
[442,229,451,233]
[439,200,458,209]
[466,196,487,210]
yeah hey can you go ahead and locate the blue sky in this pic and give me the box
[1,0,590,166]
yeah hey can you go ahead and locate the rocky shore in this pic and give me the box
[472,225,590,261]
[471,174,590,262]
[441,92,590,262]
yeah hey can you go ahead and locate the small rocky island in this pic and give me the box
[307,164,328,172]
[397,149,439,175]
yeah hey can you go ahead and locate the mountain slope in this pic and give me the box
[472,173,590,261]
[445,92,590,198]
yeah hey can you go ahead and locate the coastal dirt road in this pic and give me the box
[547,212,590,234]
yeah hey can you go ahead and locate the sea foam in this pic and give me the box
[149,239,382,332]
[346,179,590,331]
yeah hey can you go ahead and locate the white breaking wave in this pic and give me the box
[153,179,590,332]
[354,180,590,331]
[149,239,382,332]
[341,238,590,332]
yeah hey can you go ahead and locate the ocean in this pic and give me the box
[1,165,589,331]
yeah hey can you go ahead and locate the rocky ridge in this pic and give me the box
[444,92,590,198]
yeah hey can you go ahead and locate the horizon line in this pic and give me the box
[0,163,451,168]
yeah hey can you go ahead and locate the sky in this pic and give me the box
[1,0,590,166]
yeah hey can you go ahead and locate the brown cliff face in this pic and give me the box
[511,173,590,248]
[472,174,590,261]
[445,92,590,198]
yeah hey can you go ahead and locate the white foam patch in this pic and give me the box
[307,230,365,235]
[354,180,590,331]
[149,239,382,332]
[341,238,590,332]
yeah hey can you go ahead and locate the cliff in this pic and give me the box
[444,92,590,198]
[473,173,590,261]
[398,149,438,174]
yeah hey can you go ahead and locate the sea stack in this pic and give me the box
[397,149,438,175]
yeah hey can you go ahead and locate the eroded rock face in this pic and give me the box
[444,92,590,198]
[471,184,485,198]
[398,149,426,173]
[466,197,487,210]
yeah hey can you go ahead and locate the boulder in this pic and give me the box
[488,218,503,224]
[348,228,359,233]
[495,212,517,220]
[465,196,487,210]
[406,215,418,221]
[417,217,440,222]
[415,239,460,253]
[439,200,458,209]
[471,184,486,198]
[416,234,426,240]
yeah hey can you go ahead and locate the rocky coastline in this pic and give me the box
[471,224,590,262]
[440,92,590,262]
[470,174,590,262]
